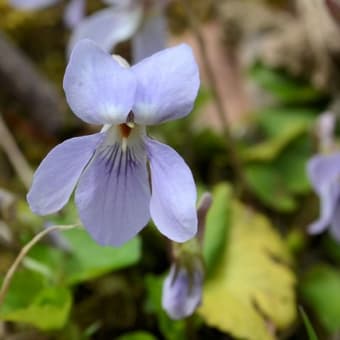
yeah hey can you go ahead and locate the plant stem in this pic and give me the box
[0,224,78,306]
[0,115,33,190]
[181,0,248,193]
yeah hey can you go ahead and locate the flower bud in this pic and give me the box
[162,257,203,320]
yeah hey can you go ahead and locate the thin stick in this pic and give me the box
[182,0,248,192]
[0,224,78,306]
[0,115,33,190]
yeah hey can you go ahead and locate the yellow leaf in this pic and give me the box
[199,201,296,340]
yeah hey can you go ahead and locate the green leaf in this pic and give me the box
[0,270,44,315]
[199,201,296,340]
[26,243,65,280]
[62,228,142,285]
[144,275,186,340]
[275,137,311,194]
[249,63,325,104]
[203,183,232,276]
[116,331,157,340]
[245,135,312,212]
[0,269,72,330]
[245,163,297,212]
[256,108,317,138]
[300,307,319,340]
[242,123,307,162]
[300,265,340,333]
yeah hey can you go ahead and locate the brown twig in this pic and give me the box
[0,115,33,189]
[0,31,65,134]
[181,0,248,193]
[0,224,78,306]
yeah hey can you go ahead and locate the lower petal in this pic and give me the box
[309,184,340,234]
[330,201,340,241]
[146,138,197,242]
[27,133,103,215]
[75,139,151,246]
[307,153,340,194]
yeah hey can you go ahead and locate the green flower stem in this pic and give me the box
[0,224,78,306]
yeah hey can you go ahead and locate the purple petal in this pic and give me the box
[63,0,85,29]
[309,183,340,234]
[162,264,203,320]
[10,0,59,10]
[132,44,200,125]
[307,153,340,234]
[330,201,340,241]
[307,153,340,194]
[67,6,142,55]
[132,9,167,63]
[75,128,151,246]
[102,0,135,7]
[146,138,197,242]
[27,133,103,215]
[64,40,137,125]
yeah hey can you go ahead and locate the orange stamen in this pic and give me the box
[119,123,132,138]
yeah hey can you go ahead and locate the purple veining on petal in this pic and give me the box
[27,132,104,215]
[75,127,151,246]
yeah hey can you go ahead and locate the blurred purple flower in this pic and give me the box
[27,40,199,247]
[307,153,340,240]
[11,0,170,62]
[10,0,86,28]
[68,0,169,62]
[162,259,203,320]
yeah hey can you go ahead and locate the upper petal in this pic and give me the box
[27,133,103,215]
[330,201,340,241]
[63,0,86,29]
[10,0,59,10]
[132,44,200,125]
[75,128,151,246]
[67,6,142,55]
[146,138,197,242]
[131,9,167,63]
[64,39,137,125]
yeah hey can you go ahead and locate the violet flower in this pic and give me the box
[162,260,203,320]
[307,153,340,240]
[27,40,199,247]
[68,0,169,62]
[11,0,169,62]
